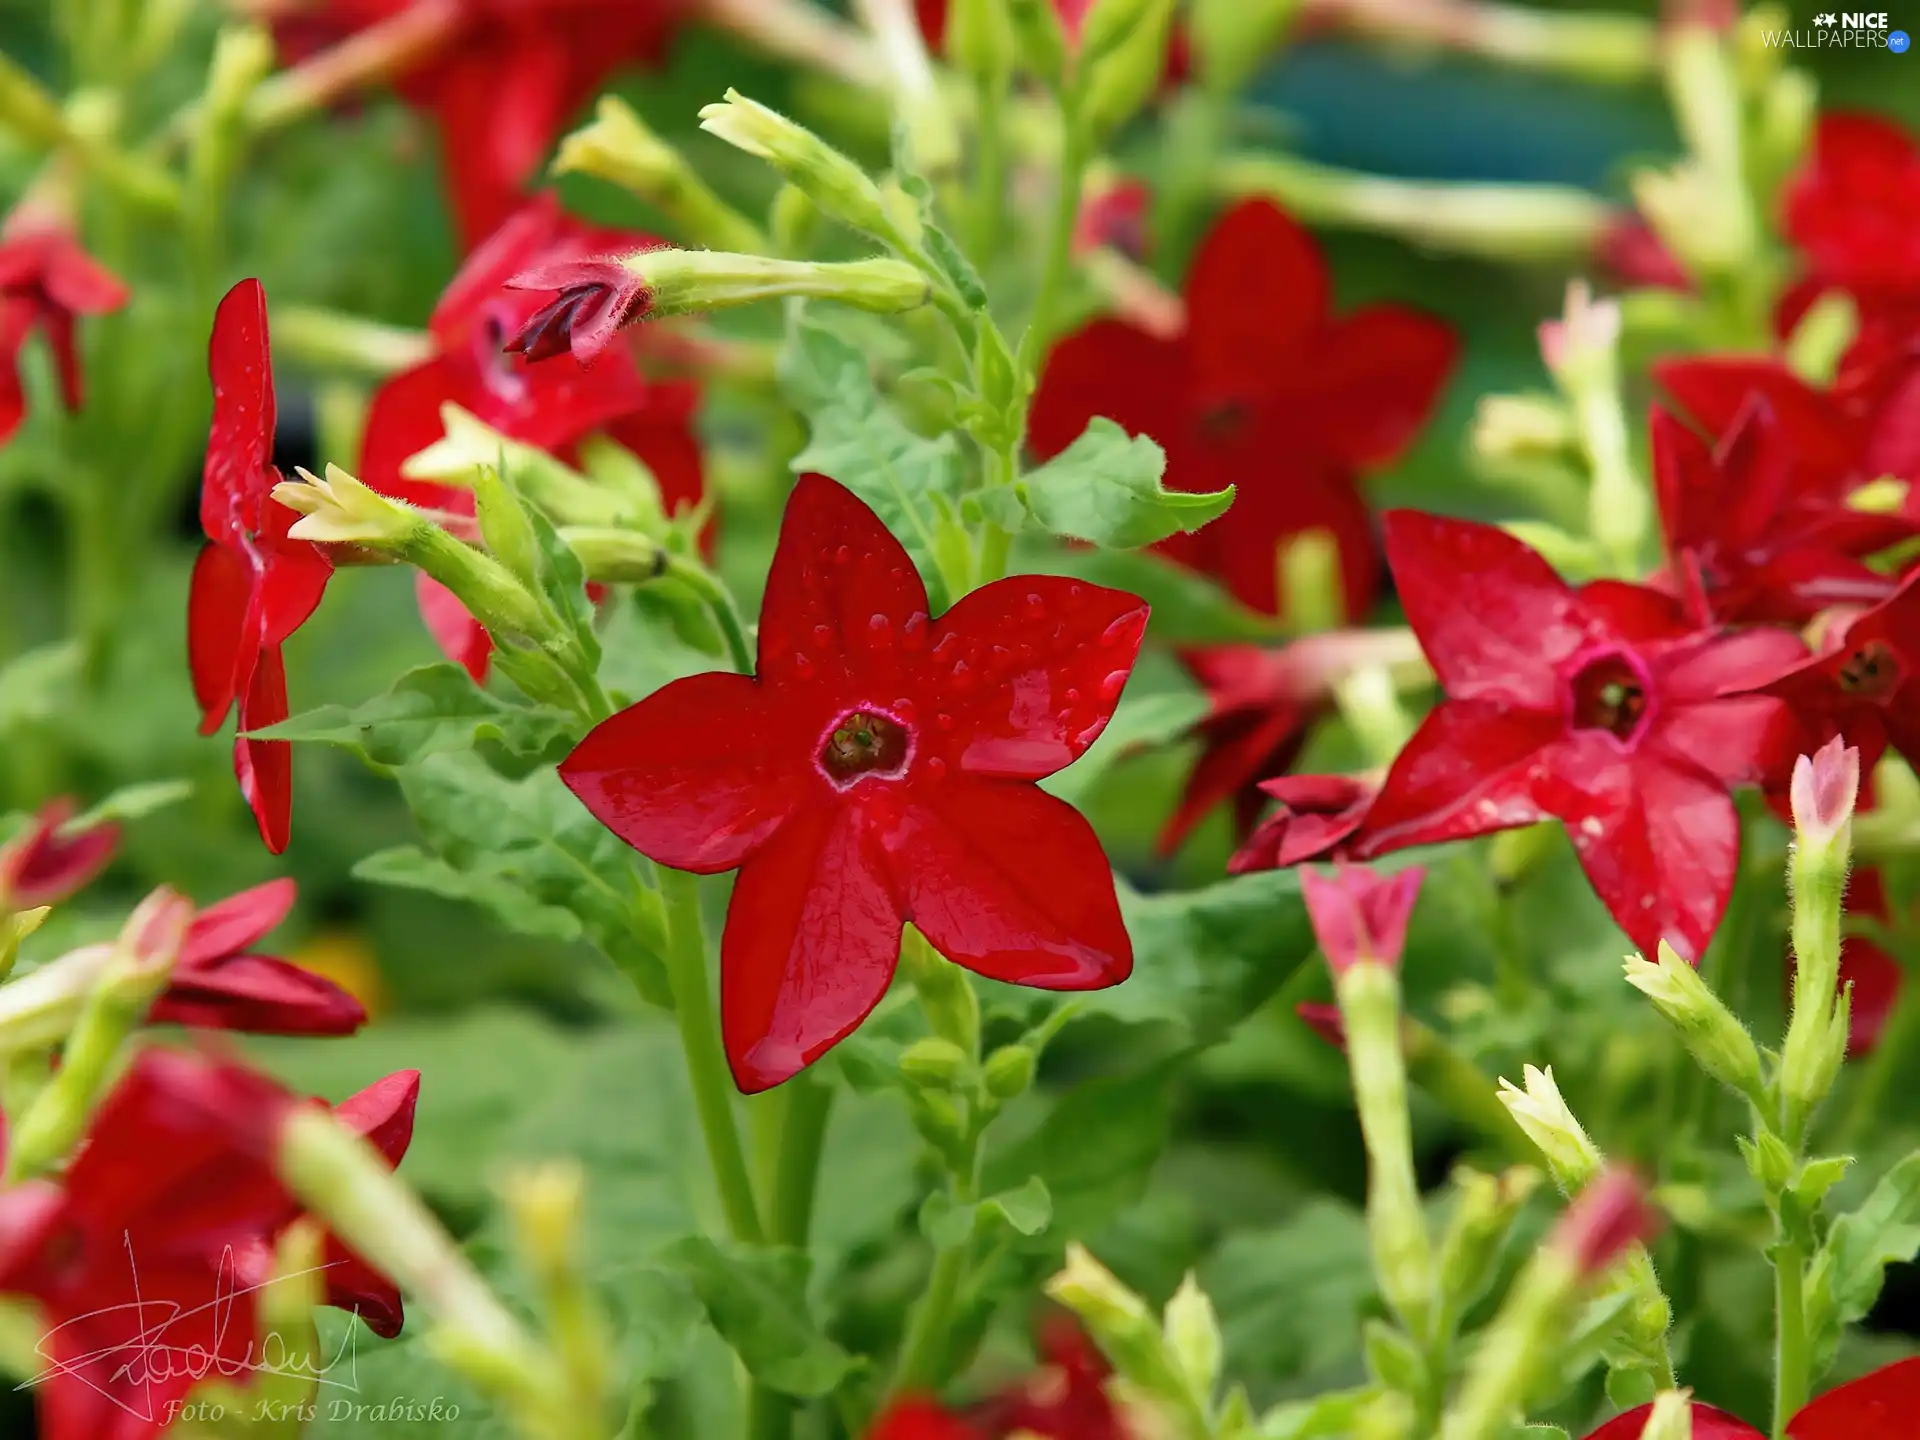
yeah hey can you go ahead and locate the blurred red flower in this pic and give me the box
[1341,512,1802,960]
[0,221,127,447]
[0,799,119,910]
[561,476,1142,1091]
[0,1052,417,1440]
[1030,199,1455,622]
[272,0,689,248]
[189,280,332,855]
[149,879,368,1037]
[867,1316,1128,1439]
[359,197,702,678]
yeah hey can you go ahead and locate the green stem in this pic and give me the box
[667,556,755,675]
[769,1076,834,1249]
[890,1154,979,1396]
[1773,1236,1809,1440]
[968,69,1008,266]
[658,867,764,1246]
[1017,116,1089,375]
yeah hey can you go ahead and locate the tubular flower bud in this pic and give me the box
[1497,1064,1603,1193]
[1623,943,1766,1107]
[698,89,901,245]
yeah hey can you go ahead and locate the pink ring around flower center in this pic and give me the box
[1562,644,1656,749]
[815,706,915,789]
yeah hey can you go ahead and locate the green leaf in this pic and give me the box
[890,120,987,310]
[248,664,576,770]
[779,314,966,608]
[986,1062,1179,1238]
[1807,1149,1920,1369]
[60,779,193,831]
[0,641,80,732]
[662,1237,858,1398]
[1022,419,1234,548]
[1205,1200,1375,1392]
[1256,1388,1378,1439]
[1361,1319,1424,1395]
[359,753,669,1005]
[920,1174,1053,1248]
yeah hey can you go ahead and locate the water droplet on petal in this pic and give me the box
[893,697,917,722]
[925,756,947,780]
[931,633,960,662]
[951,660,974,691]
[793,653,814,679]
[812,624,832,648]
[834,544,851,564]
[935,711,954,731]
[1064,687,1081,705]
[1098,670,1128,704]
[1023,592,1046,619]
[903,612,928,649]
[869,613,894,649]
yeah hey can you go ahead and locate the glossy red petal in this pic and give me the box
[1230,773,1376,872]
[1185,200,1327,401]
[36,235,130,316]
[882,779,1131,990]
[322,1238,407,1338]
[1302,864,1423,974]
[1195,451,1380,619]
[153,954,368,1036]
[202,279,278,546]
[1158,701,1315,856]
[0,800,119,909]
[928,576,1147,779]
[560,672,809,875]
[1300,305,1458,469]
[1790,1357,1920,1440]
[867,1397,979,1440]
[360,354,469,495]
[720,802,903,1092]
[183,877,297,963]
[1380,510,1581,707]
[257,504,333,651]
[422,34,572,250]
[234,645,293,856]
[430,194,566,337]
[1653,357,1858,489]
[188,540,251,734]
[1027,318,1187,462]
[1537,740,1738,962]
[755,475,932,690]
[416,572,493,682]
[1349,700,1558,857]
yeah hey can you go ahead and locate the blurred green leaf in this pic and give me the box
[921,1175,1053,1248]
[61,779,193,831]
[1204,1199,1374,1396]
[662,1237,858,1398]
[359,754,669,1005]
[249,664,576,770]
[1807,1149,1920,1371]
[1014,540,1278,643]
[1044,687,1207,809]
[1022,419,1234,548]
[0,641,79,732]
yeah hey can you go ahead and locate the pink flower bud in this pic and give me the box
[0,800,119,909]
[504,257,649,363]
[1790,735,1860,849]
[1556,1168,1661,1278]
[1301,863,1424,975]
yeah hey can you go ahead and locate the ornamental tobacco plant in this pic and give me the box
[1,3,1920,1440]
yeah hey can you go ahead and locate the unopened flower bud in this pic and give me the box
[1556,1169,1661,1278]
[1162,1272,1223,1404]
[276,463,425,547]
[472,466,545,595]
[1753,67,1816,201]
[945,0,1014,77]
[1497,1064,1603,1193]
[1637,1390,1694,1440]
[899,1036,971,1089]
[1080,0,1177,140]
[1047,1245,1200,1421]
[1077,0,1163,63]
[508,251,929,364]
[505,1160,610,1426]
[1739,1128,1796,1197]
[1190,0,1302,96]
[769,184,822,256]
[1539,280,1621,385]
[1437,1167,1542,1322]
[902,928,980,1053]
[699,90,901,247]
[1471,393,1576,465]
[561,527,668,584]
[905,1088,970,1165]
[555,96,769,256]
[0,50,68,148]
[1303,864,1423,977]
[982,1043,1037,1099]
[1781,740,1857,1137]
[0,799,120,911]
[1791,736,1860,854]
[1623,942,1766,1107]
[1006,0,1069,85]
[1277,527,1344,635]
[1630,162,1756,279]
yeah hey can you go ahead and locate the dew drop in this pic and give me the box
[931,632,960,662]
[869,613,894,649]
[925,756,947,780]
[792,653,814,679]
[834,544,851,564]
[1064,687,1081,705]
[1067,583,1084,600]
[1098,670,1128,704]
[951,660,973,691]
[1023,592,1046,619]
[812,624,832,648]
[988,644,1013,671]
[893,697,917,723]
[935,711,954,731]
[903,612,928,650]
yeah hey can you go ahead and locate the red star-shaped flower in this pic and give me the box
[189,280,333,855]
[0,221,128,447]
[1758,562,1920,777]
[0,1052,417,1440]
[272,0,688,248]
[1650,357,1915,624]
[148,879,368,1037]
[866,1316,1128,1439]
[359,197,703,679]
[1783,112,1920,306]
[1229,772,1380,874]
[1587,1357,1920,1440]
[1341,511,1803,961]
[1029,199,1456,621]
[561,476,1143,1091]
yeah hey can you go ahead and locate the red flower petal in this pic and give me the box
[1535,740,1738,962]
[1583,1404,1759,1440]
[867,1397,979,1440]
[335,1069,421,1167]
[720,802,903,1093]
[1027,318,1187,462]
[1381,510,1584,707]
[882,779,1131,990]
[1349,700,1559,856]
[1790,1357,1920,1440]
[152,954,368,1036]
[1302,863,1423,974]
[1230,773,1377,872]
[234,645,294,855]
[202,279,277,547]
[1300,305,1457,469]
[755,475,933,690]
[188,540,251,734]
[929,576,1148,780]
[1185,200,1328,403]
[0,799,120,909]
[560,671,809,875]
[416,572,493,682]
[183,877,297,964]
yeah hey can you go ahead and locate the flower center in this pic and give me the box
[473,310,530,405]
[820,710,909,784]
[1198,400,1253,443]
[1567,649,1652,745]
[1837,639,1903,701]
